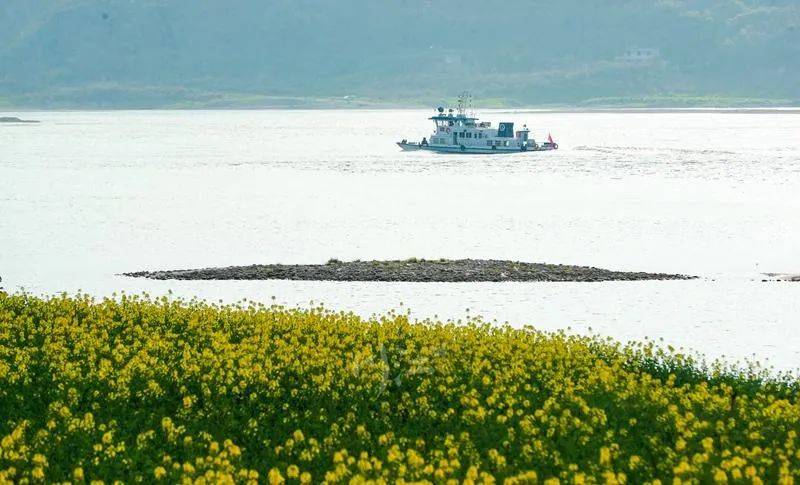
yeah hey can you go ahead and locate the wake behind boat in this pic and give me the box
[398,94,558,154]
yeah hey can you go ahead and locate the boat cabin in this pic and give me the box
[427,107,529,150]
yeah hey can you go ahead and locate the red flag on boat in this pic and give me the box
[547,133,554,144]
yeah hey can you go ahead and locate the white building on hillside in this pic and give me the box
[620,47,661,64]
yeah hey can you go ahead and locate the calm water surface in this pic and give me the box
[1,109,799,370]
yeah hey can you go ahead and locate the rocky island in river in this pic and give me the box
[124,258,696,283]
[0,116,39,123]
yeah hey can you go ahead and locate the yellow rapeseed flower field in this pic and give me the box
[0,292,798,483]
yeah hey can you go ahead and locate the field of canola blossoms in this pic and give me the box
[0,293,798,484]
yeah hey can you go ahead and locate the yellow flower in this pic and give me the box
[268,468,284,484]
[599,447,611,466]
[1,293,799,484]
[31,454,47,467]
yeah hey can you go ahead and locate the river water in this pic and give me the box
[1,109,799,370]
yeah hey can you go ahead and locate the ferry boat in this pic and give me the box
[398,94,558,153]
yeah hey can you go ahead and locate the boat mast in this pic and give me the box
[456,91,475,119]
[457,91,466,117]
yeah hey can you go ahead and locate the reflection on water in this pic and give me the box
[1,109,799,370]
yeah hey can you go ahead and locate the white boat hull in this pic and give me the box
[397,142,557,153]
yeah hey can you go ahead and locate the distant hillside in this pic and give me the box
[1,0,798,108]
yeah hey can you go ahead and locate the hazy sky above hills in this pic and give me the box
[1,0,798,107]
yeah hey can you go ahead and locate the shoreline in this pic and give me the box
[4,106,800,114]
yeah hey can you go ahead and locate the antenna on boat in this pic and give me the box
[458,91,475,117]
[457,91,475,117]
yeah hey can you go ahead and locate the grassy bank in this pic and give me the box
[0,293,797,483]
[2,89,797,110]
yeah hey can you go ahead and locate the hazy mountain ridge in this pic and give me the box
[1,0,798,108]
